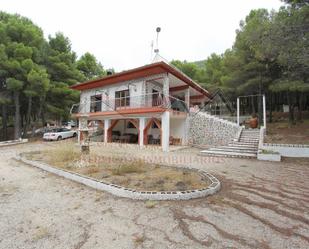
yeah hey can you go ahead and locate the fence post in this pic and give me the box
[237,97,240,125]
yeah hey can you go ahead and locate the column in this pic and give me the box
[78,117,82,143]
[104,119,110,143]
[78,115,88,144]
[139,117,146,147]
[161,111,170,152]
[185,88,190,110]
[163,74,170,107]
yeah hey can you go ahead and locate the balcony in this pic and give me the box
[70,93,188,116]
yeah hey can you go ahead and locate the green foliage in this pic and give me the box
[77,52,106,80]
[172,4,308,99]
[0,11,106,139]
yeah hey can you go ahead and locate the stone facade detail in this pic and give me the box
[188,112,241,146]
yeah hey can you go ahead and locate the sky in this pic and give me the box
[0,0,283,71]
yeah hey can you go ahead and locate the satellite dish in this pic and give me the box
[156,27,161,33]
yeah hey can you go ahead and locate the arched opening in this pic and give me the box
[143,118,161,145]
[107,119,139,144]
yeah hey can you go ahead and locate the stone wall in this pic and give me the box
[188,112,241,146]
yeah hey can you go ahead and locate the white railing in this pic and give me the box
[70,93,188,114]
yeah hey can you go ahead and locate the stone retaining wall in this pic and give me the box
[188,112,241,146]
[16,154,221,201]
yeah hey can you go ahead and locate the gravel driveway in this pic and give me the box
[0,141,309,249]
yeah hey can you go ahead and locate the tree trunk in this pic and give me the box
[251,96,255,114]
[1,104,8,141]
[38,96,46,127]
[269,93,273,123]
[14,91,21,139]
[297,92,303,122]
[287,91,295,125]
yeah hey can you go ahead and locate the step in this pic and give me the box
[238,140,259,143]
[239,139,259,142]
[217,146,258,151]
[208,148,257,153]
[200,150,257,158]
[228,143,258,148]
[229,143,258,147]
[240,135,260,138]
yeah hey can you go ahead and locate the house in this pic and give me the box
[70,59,211,152]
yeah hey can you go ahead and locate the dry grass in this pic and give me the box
[111,161,146,175]
[32,226,50,241]
[25,143,211,192]
[133,234,146,244]
[145,200,157,209]
[43,144,80,168]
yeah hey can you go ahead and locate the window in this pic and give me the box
[152,89,160,106]
[90,95,102,112]
[115,90,130,108]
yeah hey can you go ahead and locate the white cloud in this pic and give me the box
[0,0,283,71]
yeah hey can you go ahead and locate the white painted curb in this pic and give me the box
[0,139,28,147]
[16,154,221,201]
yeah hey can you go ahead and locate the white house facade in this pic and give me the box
[71,61,210,152]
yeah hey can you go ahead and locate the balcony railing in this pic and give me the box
[70,93,188,115]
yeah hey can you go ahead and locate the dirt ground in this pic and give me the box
[265,119,309,144]
[0,141,309,249]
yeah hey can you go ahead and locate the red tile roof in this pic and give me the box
[71,61,210,97]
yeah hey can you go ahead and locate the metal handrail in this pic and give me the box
[70,92,189,114]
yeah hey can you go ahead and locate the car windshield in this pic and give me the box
[51,128,61,132]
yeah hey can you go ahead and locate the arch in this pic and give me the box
[143,118,161,145]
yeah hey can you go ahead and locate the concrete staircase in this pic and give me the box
[200,129,260,158]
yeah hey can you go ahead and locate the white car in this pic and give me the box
[43,128,77,141]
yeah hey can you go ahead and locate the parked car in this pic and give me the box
[62,120,77,128]
[35,127,56,135]
[43,128,77,141]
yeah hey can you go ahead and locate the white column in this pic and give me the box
[78,118,82,143]
[185,88,190,110]
[104,119,110,143]
[237,97,240,125]
[263,94,266,129]
[139,117,146,147]
[163,74,170,107]
[162,111,170,152]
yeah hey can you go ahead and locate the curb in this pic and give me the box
[0,139,28,147]
[15,154,221,201]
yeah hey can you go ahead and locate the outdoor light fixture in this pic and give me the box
[127,82,137,92]
[95,89,109,96]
